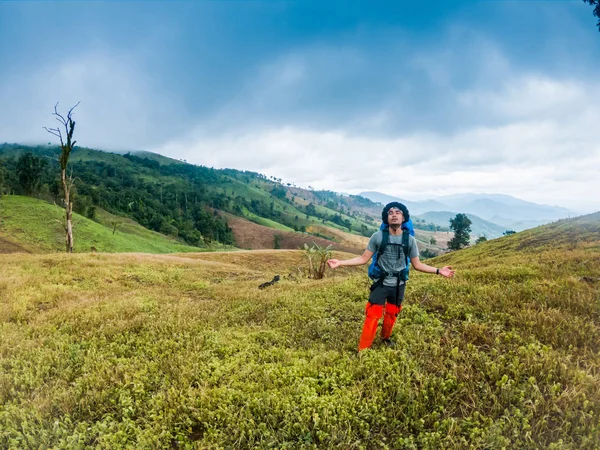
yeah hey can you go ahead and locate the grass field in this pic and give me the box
[0,214,599,448]
[0,196,205,254]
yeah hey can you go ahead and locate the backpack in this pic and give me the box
[367,218,414,282]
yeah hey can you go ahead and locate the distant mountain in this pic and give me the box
[490,217,554,232]
[435,193,533,207]
[360,191,575,232]
[358,191,447,215]
[415,211,507,239]
[437,195,574,224]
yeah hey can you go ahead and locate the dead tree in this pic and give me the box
[44,102,80,253]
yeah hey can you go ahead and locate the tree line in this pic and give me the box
[0,141,386,248]
[0,145,236,247]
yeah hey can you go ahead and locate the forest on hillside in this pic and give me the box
[0,144,383,248]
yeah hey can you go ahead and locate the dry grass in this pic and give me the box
[1,215,599,448]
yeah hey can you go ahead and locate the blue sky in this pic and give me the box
[1,1,599,212]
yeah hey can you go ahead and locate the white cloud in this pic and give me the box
[158,72,600,213]
[458,75,587,120]
[3,16,599,215]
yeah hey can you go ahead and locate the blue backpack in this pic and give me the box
[367,218,415,281]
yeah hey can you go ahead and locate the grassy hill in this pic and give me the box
[0,144,381,250]
[0,194,369,255]
[0,196,206,253]
[1,214,599,448]
[0,144,454,253]
[0,144,505,254]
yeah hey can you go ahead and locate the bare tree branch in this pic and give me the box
[43,127,62,142]
[53,102,67,125]
[67,101,80,117]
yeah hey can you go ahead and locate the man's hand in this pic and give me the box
[327,250,373,270]
[327,259,341,269]
[439,266,455,278]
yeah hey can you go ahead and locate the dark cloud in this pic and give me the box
[1,1,599,212]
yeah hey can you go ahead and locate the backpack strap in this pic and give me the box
[392,230,411,301]
[369,229,389,289]
[378,228,389,258]
[402,228,410,263]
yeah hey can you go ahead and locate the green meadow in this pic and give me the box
[0,196,206,254]
[1,215,599,448]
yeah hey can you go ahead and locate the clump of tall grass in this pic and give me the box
[302,242,334,279]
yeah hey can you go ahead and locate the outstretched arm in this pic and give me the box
[328,249,374,269]
[410,256,455,278]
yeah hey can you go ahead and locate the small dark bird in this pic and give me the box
[258,275,280,289]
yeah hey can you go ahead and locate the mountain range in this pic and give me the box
[360,191,576,232]
[0,143,581,251]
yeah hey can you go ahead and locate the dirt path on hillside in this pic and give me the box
[0,235,30,253]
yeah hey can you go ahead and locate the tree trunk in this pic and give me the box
[62,168,74,253]
[66,203,73,252]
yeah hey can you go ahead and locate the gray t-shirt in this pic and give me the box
[367,230,419,286]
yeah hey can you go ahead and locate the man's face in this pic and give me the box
[387,207,403,225]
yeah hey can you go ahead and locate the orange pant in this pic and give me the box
[358,302,403,351]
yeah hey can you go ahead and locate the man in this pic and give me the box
[327,202,455,351]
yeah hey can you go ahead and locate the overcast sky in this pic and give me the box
[1,1,599,213]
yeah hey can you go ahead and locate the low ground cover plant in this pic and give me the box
[1,215,599,448]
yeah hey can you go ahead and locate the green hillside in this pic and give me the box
[416,210,507,239]
[1,214,598,448]
[0,144,490,252]
[0,144,379,250]
[0,195,205,253]
[223,175,376,236]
